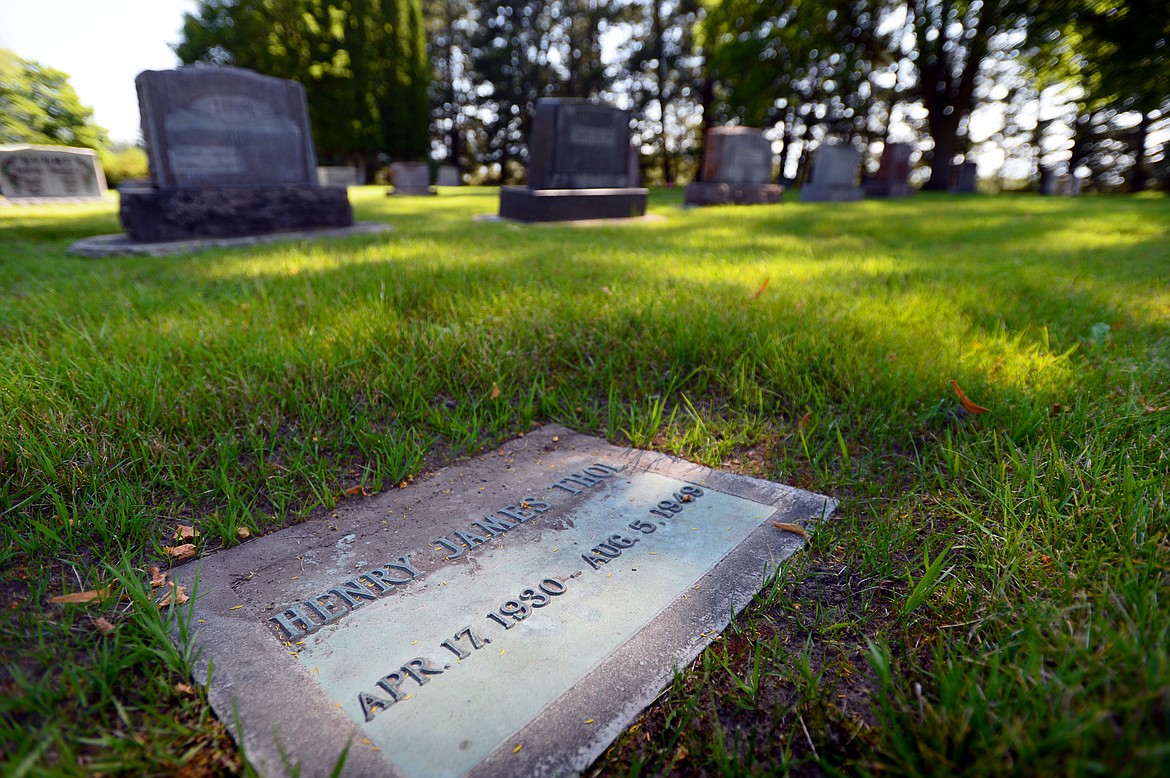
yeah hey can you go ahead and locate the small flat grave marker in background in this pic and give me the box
[0,144,107,201]
[174,425,834,777]
[684,127,784,206]
[498,98,648,222]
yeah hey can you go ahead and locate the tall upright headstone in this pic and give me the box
[498,98,647,222]
[0,145,107,200]
[119,66,352,242]
[684,127,783,206]
[951,161,978,193]
[799,143,864,202]
[864,142,914,197]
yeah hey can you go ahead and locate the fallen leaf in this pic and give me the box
[236,526,252,540]
[512,744,523,754]
[797,411,812,432]
[48,587,113,604]
[674,744,689,762]
[92,616,116,635]
[174,682,195,695]
[949,379,990,414]
[344,485,370,497]
[773,522,811,540]
[1040,555,1052,566]
[158,582,189,608]
[489,382,501,400]
[1145,404,1168,413]
[174,525,197,541]
[165,544,197,561]
[601,286,612,295]
[753,278,769,298]
[149,566,167,588]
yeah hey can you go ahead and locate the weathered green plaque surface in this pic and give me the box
[174,425,834,776]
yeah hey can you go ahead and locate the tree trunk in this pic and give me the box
[1129,110,1150,192]
[923,112,961,190]
[696,66,714,181]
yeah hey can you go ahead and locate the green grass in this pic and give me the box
[2,187,1168,775]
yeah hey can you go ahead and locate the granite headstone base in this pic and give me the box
[864,179,914,197]
[684,181,784,206]
[498,186,648,222]
[799,184,864,202]
[68,222,392,258]
[119,184,352,242]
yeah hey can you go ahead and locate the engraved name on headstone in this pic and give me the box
[0,145,107,199]
[174,425,834,777]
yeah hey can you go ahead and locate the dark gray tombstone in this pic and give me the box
[0,144,107,200]
[864,142,914,197]
[118,66,352,242]
[436,164,461,186]
[389,161,435,195]
[1039,168,1057,195]
[498,98,647,222]
[951,161,978,193]
[684,127,783,206]
[799,143,864,202]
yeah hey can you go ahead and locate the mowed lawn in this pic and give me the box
[1,187,1168,775]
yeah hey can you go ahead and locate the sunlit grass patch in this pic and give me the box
[2,188,1168,774]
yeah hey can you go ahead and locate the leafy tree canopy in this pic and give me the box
[0,49,107,149]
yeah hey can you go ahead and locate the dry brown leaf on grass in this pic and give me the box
[174,524,197,541]
[237,526,252,540]
[949,379,990,414]
[753,279,770,298]
[344,485,370,497]
[773,522,812,539]
[797,411,812,432]
[91,616,116,635]
[165,544,197,561]
[174,682,195,695]
[158,581,189,608]
[489,382,501,400]
[47,587,115,605]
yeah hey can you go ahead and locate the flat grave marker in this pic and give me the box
[174,424,834,777]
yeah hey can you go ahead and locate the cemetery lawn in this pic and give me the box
[2,187,1168,776]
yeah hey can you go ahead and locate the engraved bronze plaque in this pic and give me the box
[174,425,834,777]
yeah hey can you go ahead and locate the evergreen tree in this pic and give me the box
[176,0,430,177]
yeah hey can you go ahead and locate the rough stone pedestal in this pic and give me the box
[119,183,352,242]
[498,186,648,222]
[684,181,783,206]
